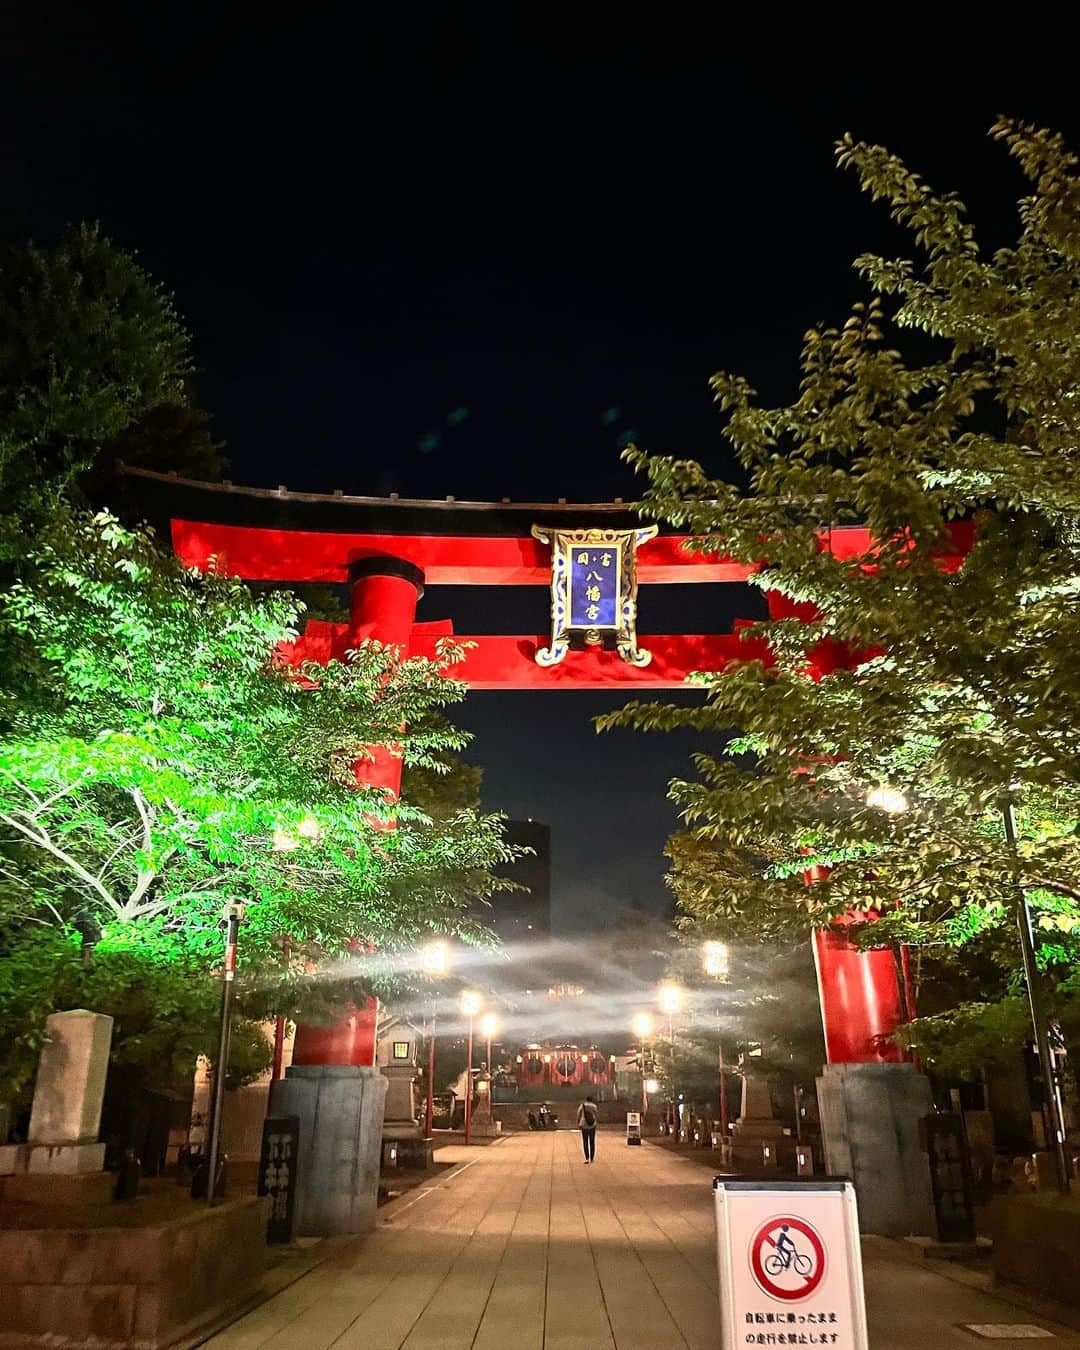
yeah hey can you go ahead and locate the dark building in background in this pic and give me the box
[486,820,551,943]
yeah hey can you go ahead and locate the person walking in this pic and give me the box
[577,1094,598,1163]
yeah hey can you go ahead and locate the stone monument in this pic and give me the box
[729,1058,785,1169]
[0,1009,115,1204]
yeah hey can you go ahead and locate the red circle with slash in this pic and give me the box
[750,1215,826,1301]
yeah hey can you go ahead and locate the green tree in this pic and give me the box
[0,224,219,547]
[601,119,1080,1071]
[0,512,513,1101]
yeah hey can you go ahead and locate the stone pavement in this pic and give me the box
[204,1130,1080,1348]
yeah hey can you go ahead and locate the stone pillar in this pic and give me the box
[0,1010,115,1204]
[28,1010,112,1169]
[270,1064,387,1236]
[816,1061,934,1235]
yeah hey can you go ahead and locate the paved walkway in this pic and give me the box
[206,1130,1080,1349]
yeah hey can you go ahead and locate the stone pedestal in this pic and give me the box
[816,1061,934,1236]
[271,1064,386,1237]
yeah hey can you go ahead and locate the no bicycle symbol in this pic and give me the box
[750,1215,826,1301]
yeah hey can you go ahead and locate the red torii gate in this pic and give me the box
[124,466,972,1072]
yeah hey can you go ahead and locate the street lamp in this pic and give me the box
[420,941,451,1138]
[206,901,245,1204]
[703,940,730,978]
[703,941,731,1137]
[421,940,449,976]
[480,1011,499,1087]
[658,983,682,1016]
[657,984,683,1138]
[460,989,483,1145]
[632,1012,654,1115]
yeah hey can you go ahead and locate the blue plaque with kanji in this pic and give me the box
[569,546,619,629]
[531,524,657,668]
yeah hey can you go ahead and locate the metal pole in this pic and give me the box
[206,903,242,1205]
[719,1038,729,1136]
[271,1016,286,1083]
[669,1014,677,1138]
[1003,801,1070,1194]
[464,1015,474,1146]
[270,935,292,1083]
[425,1002,436,1138]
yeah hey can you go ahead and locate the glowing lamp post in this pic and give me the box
[421,942,449,977]
[702,940,731,1137]
[420,941,450,1138]
[703,940,730,978]
[461,989,483,1145]
[657,984,683,1138]
[631,1011,654,1116]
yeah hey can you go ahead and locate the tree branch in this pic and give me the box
[0,810,122,917]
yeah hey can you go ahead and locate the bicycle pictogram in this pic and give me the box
[750,1215,826,1301]
[763,1225,814,1279]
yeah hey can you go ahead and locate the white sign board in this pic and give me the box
[714,1180,868,1349]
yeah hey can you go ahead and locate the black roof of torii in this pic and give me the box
[117,464,651,539]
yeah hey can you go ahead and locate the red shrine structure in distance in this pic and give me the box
[122,468,972,1091]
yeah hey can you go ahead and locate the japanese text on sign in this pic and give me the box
[258,1115,300,1244]
[569,549,618,628]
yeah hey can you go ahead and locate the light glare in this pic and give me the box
[867,786,909,815]
[703,940,730,977]
[658,983,682,1016]
[420,940,449,976]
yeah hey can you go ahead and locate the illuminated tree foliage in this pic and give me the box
[602,120,1080,1071]
[0,512,512,1099]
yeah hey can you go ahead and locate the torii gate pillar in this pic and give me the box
[277,556,424,1236]
[291,555,425,1071]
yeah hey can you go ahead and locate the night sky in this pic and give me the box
[6,17,1079,932]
